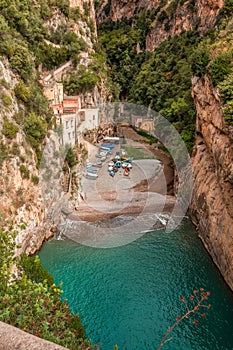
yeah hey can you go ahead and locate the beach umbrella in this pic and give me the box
[108,166,114,171]
[108,161,114,166]
[115,155,120,159]
[127,163,132,168]
[122,163,127,168]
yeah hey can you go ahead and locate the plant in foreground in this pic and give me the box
[0,222,99,349]
[158,288,211,349]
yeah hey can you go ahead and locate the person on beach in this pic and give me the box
[124,166,130,176]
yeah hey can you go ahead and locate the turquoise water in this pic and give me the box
[39,221,233,350]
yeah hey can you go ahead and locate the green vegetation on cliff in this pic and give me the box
[0,224,97,349]
[0,0,103,168]
[0,0,89,74]
[190,15,233,126]
[98,6,233,147]
[0,2,105,346]
[98,18,202,151]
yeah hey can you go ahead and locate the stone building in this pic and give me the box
[42,81,100,146]
[43,82,63,105]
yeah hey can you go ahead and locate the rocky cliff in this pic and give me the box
[190,74,233,290]
[146,0,224,51]
[70,0,96,30]
[0,59,56,255]
[0,0,101,255]
[97,0,224,50]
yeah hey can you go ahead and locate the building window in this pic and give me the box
[66,121,69,129]
[71,119,73,127]
[68,132,71,140]
[72,131,75,138]
[93,115,95,120]
[80,111,85,121]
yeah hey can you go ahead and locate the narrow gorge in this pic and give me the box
[96,0,233,290]
[1,0,233,349]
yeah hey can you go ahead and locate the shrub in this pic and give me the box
[33,42,69,70]
[218,74,233,103]
[0,224,92,350]
[2,121,19,139]
[210,52,233,86]
[14,81,30,103]
[12,111,25,125]
[181,129,195,153]
[63,65,100,94]
[0,78,9,89]
[19,254,54,286]
[0,142,8,167]
[19,164,30,179]
[65,147,78,168]
[31,175,39,185]
[136,129,158,143]
[0,92,12,106]
[27,83,50,117]
[69,7,81,20]
[190,45,210,77]
[9,45,33,81]
[11,142,20,156]
[222,101,233,125]
[216,0,233,23]
[218,75,233,125]
[23,113,47,154]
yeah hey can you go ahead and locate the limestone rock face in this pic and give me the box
[97,0,224,51]
[146,0,224,51]
[69,0,97,35]
[197,0,224,31]
[0,59,54,255]
[190,75,233,290]
[70,0,96,23]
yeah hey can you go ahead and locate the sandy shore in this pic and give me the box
[69,151,175,222]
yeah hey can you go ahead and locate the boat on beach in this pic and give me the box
[92,162,102,168]
[85,172,98,180]
[86,166,98,173]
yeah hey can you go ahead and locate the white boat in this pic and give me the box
[85,172,98,180]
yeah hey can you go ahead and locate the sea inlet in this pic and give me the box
[39,220,233,350]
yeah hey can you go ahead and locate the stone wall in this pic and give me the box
[0,321,68,350]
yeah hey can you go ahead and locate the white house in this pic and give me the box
[61,112,78,146]
[77,108,99,134]
[61,108,99,146]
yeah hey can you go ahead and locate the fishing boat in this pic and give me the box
[85,172,98,180]
[100,146,113,154]
[92,162,102,168]
[101,143,115,149]
[86,166,98,173]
